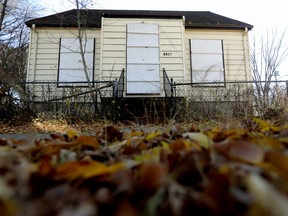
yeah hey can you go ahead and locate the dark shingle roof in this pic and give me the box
[25,9,253,30]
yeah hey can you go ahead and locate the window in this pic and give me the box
[190,39,225,86]
[58,38,95,86]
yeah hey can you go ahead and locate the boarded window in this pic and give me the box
[126,23,160,94]
[190,39,225,86]
[58,38,95,86]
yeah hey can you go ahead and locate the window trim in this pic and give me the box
[57,38,95,87]
[190,39,226,87]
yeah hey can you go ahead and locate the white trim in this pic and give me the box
[100,16,104,79]
[58,38,95,86]
[181,16,186,82]
[190,39,225,85]
[30,27,38,82]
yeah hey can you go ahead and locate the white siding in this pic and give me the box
[102,18,185,96]
[185,29,252,82]
[27,28,101,82]
[26,20,252,99]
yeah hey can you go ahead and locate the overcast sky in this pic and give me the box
[36,0,288,75]
[37,0,287,32]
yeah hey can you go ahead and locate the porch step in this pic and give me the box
[101,97,181,123]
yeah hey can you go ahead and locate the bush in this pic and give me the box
[0,84,35,124]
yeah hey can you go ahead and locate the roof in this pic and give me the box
[25,9,253,30]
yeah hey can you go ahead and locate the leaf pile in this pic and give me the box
[1,121,288,216]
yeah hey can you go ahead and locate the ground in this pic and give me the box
[0,118,247,134]
[0,119,127,134]
[0,118,288,216]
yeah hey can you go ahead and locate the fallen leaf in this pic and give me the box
[247,173,288,216]
[75,135,99,150]
[215,140,264,164]
[102,126,123,142]
[145,131,161,141]
[55,160,125,180]
[136,162,168,190]
[182,132,213,149]
[265,151,288,175]
[66,130,78,140]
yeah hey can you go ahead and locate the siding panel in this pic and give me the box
[185,29,251,82]
[27,28,101,82]
[102,17,185,96]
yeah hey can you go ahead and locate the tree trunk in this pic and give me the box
[0,0,8,31]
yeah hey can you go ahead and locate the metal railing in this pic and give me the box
[1,79,288,121]
[163,68,174,97]
[113,68,125,98]
[0,80,115,121]
[172,80,288,119]
[23,81,113,102]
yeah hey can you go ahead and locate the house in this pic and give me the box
[25,9,253,120]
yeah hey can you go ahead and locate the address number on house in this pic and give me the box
[162,52,173,57]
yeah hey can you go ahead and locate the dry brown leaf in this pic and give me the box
[215,140,264,164]
[55,160,125,180]
[38,157,54,176]
[136,162,168,190]
[75,135,99,150]
[265,151,288,178]
[101,126,123,142]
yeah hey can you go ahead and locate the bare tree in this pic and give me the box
[251,28,288,114]
[0,0,41,82]
[69,0,100,87]
[75,0,93,87]
[0,0,42,123]
[0,0,8,31]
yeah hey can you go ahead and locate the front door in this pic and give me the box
[126,23,160,94]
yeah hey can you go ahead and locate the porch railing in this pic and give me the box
[163,68,174,97]
[113,68,125,98]
[2,79,288,121]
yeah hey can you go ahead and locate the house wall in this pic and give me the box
[185,29,251,82]
[26,28,102,82]
[26,21,252,100]
[101,17,185,96]
[182,29,252,101]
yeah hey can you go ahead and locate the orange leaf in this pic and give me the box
[55,160,125,180]
[266,151,288,173]
[38,157,54,176]
[136,162,167,190]
[75,136,99,150]
[37,143,75,157]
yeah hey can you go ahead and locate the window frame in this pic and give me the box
[57,38,95,87]
[190,39,226,87]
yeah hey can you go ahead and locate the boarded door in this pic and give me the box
[126,23,160,94]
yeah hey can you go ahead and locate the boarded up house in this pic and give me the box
[25,9,253,120]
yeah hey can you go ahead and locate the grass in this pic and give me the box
[0,116,262,135]
[0,119,126,134]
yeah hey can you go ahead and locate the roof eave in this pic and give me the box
[186,25,253,30]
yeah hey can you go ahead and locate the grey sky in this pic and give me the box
[36,0,288,75]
